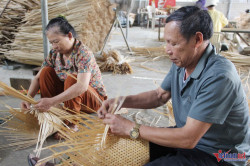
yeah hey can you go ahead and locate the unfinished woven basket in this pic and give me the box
[101,136,149,166]
[34,112,150,166]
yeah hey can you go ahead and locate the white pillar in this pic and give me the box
[41,0,49,58]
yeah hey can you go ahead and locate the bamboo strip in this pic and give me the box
[101,96,126,148]
[63,71,103,104]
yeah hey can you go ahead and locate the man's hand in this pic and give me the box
[21,101,31,110]
[102,113,134,136]
[97,98,120,119]
[34,98,54,112]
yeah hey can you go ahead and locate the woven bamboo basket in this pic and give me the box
[62,137,150,166]
[101,136,149,165]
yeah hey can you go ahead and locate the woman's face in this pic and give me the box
[46,27,73,55]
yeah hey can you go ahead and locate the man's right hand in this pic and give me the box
[97,98,119,119]
[21,101,31,110]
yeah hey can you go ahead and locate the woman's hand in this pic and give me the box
[34,98,54,112]
[102,114,134,136]
[21,101,31,110]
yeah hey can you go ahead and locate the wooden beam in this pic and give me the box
[236,33,250,46]
[221,28,250,34]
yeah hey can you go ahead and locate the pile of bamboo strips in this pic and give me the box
[235,12,250,43]
[131,46,170,73]
[81,1,116,52]
[132,45,168,58]
[221,51,250,69]
[1,0,115,66]
[98,50,133,74]
[0,0,39,61]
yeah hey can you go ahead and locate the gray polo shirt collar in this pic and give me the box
[191,44,214,79]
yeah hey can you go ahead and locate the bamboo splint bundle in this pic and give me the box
[0,81,73,157]
[0,0,39,57]
[235,12,250,43]
[221,51,250,69]
[2,0,115,66]
[98,50,133,74]
[131,45,168,58]
[131,46,169,74]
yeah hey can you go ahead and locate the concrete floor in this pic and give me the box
[0,27,172,165]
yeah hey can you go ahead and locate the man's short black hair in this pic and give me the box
[166,6,213,41]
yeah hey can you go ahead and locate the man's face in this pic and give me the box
[164,21,197,68]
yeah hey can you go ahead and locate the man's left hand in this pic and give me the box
[103,113,134,136]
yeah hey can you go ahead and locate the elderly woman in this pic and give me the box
[21,16,107,124]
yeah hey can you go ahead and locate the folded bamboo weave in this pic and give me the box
[0,81,72,157]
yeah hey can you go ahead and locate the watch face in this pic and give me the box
[130,130,139,139]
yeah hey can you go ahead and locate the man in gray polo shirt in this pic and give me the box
[98,6,249,166]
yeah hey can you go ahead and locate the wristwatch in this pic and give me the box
[129,122,141,139]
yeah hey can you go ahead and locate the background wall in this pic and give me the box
[110,0,250,21]
[165,1,249,20]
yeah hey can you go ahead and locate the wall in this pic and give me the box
[176,1,249,20]
[122,0,249,21]
[216,2,249,20]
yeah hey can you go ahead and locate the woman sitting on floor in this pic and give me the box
[21,16,107,133]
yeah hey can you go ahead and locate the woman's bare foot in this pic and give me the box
[28,154,54,166]
[53,124,79,140]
